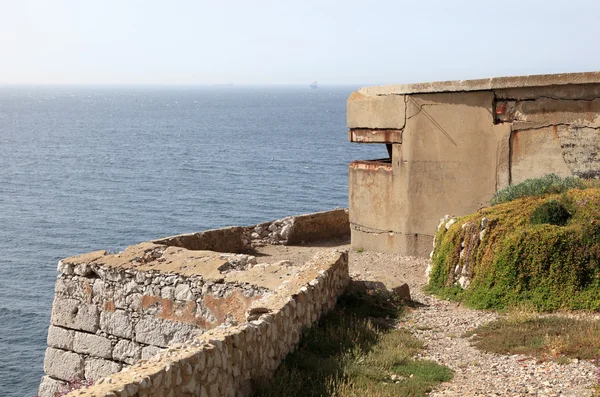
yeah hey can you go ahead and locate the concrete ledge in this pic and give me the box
[358,71,600,96]
[347,91,406,129]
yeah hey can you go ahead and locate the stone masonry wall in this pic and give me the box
[39,252,268,396]
[153,208,349,250]
[58,250,349,397]
[38,209,350,397]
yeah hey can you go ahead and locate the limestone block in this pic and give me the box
[54,278,69,297]
[51,297,99,333]
[113,339,142,364]
[347,92,406,129]
[127,292,143,311]
[175,284,193,301]
[100,310,134,339]
[43,347,84,381]
[161,286,175,299]
[73,332,113,359]
[84,358,121,381]
[47,326,75,350]
[37,375,67,397]
[57,260,74,275]
[141,345,162,360]
[92,279,113,302]
[135,316,201,347]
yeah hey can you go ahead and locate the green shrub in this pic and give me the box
[428,188,600,311]
[490,174,590,205]
[530,200,571,226]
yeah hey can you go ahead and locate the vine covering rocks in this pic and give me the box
[428,188,600,311]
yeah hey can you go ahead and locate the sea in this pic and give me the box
[0,85,383,396]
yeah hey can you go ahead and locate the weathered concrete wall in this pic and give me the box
[39,210,350,397]
[347,72,600,256]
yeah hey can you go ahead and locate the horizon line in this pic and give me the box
[0,82,375,88]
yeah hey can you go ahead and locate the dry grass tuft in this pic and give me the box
[254,288,452,397]
[464,314,600,362]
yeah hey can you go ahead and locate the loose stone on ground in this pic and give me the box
[348,251,597,397]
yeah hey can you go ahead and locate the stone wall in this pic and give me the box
[347,71,600,257]
[153,208,349,249]
[53,250,349,397]
[38,209,350,397]
[39,246,268,396]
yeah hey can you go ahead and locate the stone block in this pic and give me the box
[113,339,142,364]
[84,358,121,381]
[135,316,201,347]
[100,310,134,339]
[391,283,411,301]
[43,347,84,381]
[73,331,112,359]
[51,297,99,333]
[141,345,162,360]
[37,375,67,397]
[47,326,74,350]
[174,284,193,301]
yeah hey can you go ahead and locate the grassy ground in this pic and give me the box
[464,313,600,362]
[253,289,452,397]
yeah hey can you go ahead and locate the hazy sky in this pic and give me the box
[2,0,599,85]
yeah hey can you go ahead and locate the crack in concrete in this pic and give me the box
[499,95,600,103]
[350,223,433,238]
[405,96,457,146]
[514,122,600,132]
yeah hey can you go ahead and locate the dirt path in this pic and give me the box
[348,251,598,397]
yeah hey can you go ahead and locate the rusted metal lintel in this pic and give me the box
[349,128,402,144]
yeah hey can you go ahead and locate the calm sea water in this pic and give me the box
[0,85,382,396]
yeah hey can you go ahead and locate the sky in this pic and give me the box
[1,0,599,86]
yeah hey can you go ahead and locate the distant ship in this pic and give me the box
[310,81,318,89]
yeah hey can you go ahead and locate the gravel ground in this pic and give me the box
[348,251,598,397]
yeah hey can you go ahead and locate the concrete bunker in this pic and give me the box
[347,71,600,257]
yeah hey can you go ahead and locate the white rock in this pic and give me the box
[458,275,470,289]
[57,260,73,275]
[279,224,292,240]
[174,284,193,301]
[161,286,175,299]
[445,218,456,230]
[481,217,488,229]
